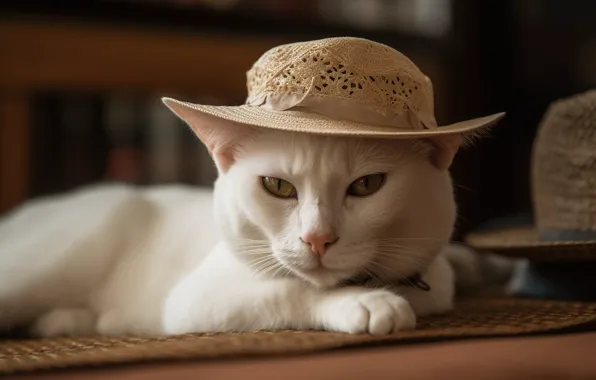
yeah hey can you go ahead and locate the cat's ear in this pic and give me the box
[427,128,489,170]
[163,99,259,173]
[426,134,463,170]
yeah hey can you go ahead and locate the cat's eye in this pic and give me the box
[347,173,386,197]
[261,176,297,199]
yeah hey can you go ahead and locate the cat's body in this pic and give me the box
[0,184,218,336]
[0,118,509,338]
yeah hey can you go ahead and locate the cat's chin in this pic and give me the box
[291,266,354,289]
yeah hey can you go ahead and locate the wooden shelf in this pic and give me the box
[0,19,284,95]
[0,17,285,212]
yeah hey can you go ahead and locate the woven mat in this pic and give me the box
[2,297,596,374]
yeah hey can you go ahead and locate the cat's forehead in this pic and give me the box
[242,130,414,177]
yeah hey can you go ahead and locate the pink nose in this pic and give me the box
[301,231,339,257]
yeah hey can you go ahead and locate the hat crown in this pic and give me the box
[245,37,437,129]
[532,89,596,236]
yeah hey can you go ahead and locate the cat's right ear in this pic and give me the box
[162,98,259,173]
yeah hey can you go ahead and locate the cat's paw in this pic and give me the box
[320,289,416,335]
[31,308,97,337]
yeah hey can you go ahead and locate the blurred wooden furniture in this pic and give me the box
[0,18,283,212]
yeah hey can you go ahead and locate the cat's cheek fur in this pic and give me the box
[218,164,287,240]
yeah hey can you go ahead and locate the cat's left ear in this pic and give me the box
[427,127,490,170]
[426,134,463,170]
[162,98,259,173]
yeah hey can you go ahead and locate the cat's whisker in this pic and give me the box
[246,255,278,270]
[247,262,276,276]
[374,249,426,258]
[233,245,272,251]
[237,249,273,256]
[376,264,425,289]
[367,261,409,285]
[232,241,271,248]
[377,247,431,257]
[253,261,281,278]
[373,248,423,256]
[247,256,276,266]
[230,237,270,243]
[232,240,270,245]
[374,256,427,269]
[374,245,418,251]
[373,244,412,250]
[363,263,395,287]
[374,243,440,250]
[361,267,379,284]
[374,241,437,247]
[375,237,443,242]
[235,247,272,253]
[256,256,287,277]
[281,265,294,279]
[269,262,290,279]
[236,246,271,251]
[232,244,271,250]
[229,239,271,249]
[372,250,425,260]
[375,243,442,251]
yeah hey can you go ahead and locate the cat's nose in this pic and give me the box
[300,231,339,257]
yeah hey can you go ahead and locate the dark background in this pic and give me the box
[0,0,595,240]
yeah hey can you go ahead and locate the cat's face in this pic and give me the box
[213,130,456,288]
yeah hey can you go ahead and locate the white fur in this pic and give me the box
[0,124,503,338]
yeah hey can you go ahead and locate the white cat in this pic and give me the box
[0,103,508,338]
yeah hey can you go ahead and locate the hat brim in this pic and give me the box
[162,97,505,138]
[2,296,595,374]
[465,224,596,261]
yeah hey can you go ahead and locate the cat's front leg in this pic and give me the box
[162,244,416,335]
[164,280,416,336]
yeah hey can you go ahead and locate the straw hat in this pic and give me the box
[465,89,596,261]
[162,37,504,140]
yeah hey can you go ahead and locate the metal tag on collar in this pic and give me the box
[401,272,431,292]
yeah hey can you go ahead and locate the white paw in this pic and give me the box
[31,308,96,337]
[321,289,416,335]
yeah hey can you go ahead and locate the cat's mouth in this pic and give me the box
[283,261,357,287]
[283,258,348,274]
[273,248,364,286]
[301,264,340,274]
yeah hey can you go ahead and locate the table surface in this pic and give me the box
[8,331,596,380]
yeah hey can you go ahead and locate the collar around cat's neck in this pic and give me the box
[344,272,431,292]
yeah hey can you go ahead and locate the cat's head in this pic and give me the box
[169,107,469,288]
